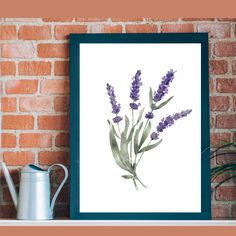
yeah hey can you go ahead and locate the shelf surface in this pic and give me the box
[0,220,235,226]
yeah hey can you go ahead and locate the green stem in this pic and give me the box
[134,155,138,167]
[135,176,147,188]
[132,178,138,190]
[136,139,152,167]
[143,119,149,135]
[130,109,134,165]
[117,123,121,136]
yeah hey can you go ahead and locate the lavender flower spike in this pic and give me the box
[130,70,142,110]
[150,132,159,140]
[156,109,192,133]
[145,112,154,119]
[153,69,175,102]
[106,83,123,123]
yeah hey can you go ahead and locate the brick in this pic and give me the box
[125,24,157,33]
[76,17,108,22]
[216,186,236,200]
[232,61,236,75]
[209,60,228,75]
[5,18,40,22]
[3,151,35,166]
[39,151,69,165]
[1,43,34,58]
[37,43,69,58]
[210,133,231,146]
[217,18,236,22]
[146,17,178,22]
[54,61,69,76]
[54,96,69,112]
[210,115,215,129]
[55,25,87,40]
[111,17,143,22]
[3,186,15,203]
[2,115,34,130]
[210,96,229,111]
[19,61,51,75]
[214,42,236,57]
[6,80,38,94]
[212,172,232,183]
[38,115,69,130]
[1,97,16,112]
[0,25,17,40]
[216,114,236,128]
[0,62,16,76]
[19,97,52,112]
[233,97,236,111]
[161,23,194,32]
[215,152,236,165]
[0,168,19,185]
[232,205,236,217]
[19,25,51,40]
[1,133,17,148]
[53,168,70,184]
[43,18,73,22]
[55,133,70,147]
[216,78,236,93]
[52,185,69,202]
[20,133,52,148]
[41,80,69,94]
[181,18,214,21]
[197,23,230,38]
[90,25,122,33]
[212,204,230,218]
[0,205,16,218]
[54,204,69,218]
[209,79,214,93]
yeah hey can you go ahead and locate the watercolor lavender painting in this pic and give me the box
[106,69,192,190]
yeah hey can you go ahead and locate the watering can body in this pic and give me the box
[0,162,68,220]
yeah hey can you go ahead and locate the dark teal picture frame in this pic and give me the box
[69,33,211,220]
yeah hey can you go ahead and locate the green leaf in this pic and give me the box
[134,122,143,154]
[138,139,163,153]
[124,115,129,137]
[149,88,153,108]
[107,119,120,139]
[136,107,145,124]
[153,96,173,110]
[127,126,135,143]
[122,175,134,179]
[113,126,120,139]
[120,132,132,170]
[109,124,129,172]
[139,121,151,149]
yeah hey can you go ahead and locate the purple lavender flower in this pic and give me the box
[145,112,154,119]
[130,102,140,110]
[153,69,175,102]
[156,109,192,133]
[130,70,142,109]
[113,116,123,123]
[150,132,159,140]
[106,83,122,123]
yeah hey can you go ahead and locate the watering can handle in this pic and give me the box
[48,164,68,213]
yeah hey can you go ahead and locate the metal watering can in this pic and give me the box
[0,162,68,220]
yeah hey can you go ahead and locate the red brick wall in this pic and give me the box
[0,17,236,219]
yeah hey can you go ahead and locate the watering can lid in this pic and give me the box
[22,164,46,173]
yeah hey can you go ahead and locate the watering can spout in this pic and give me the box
[0,162,18,208]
